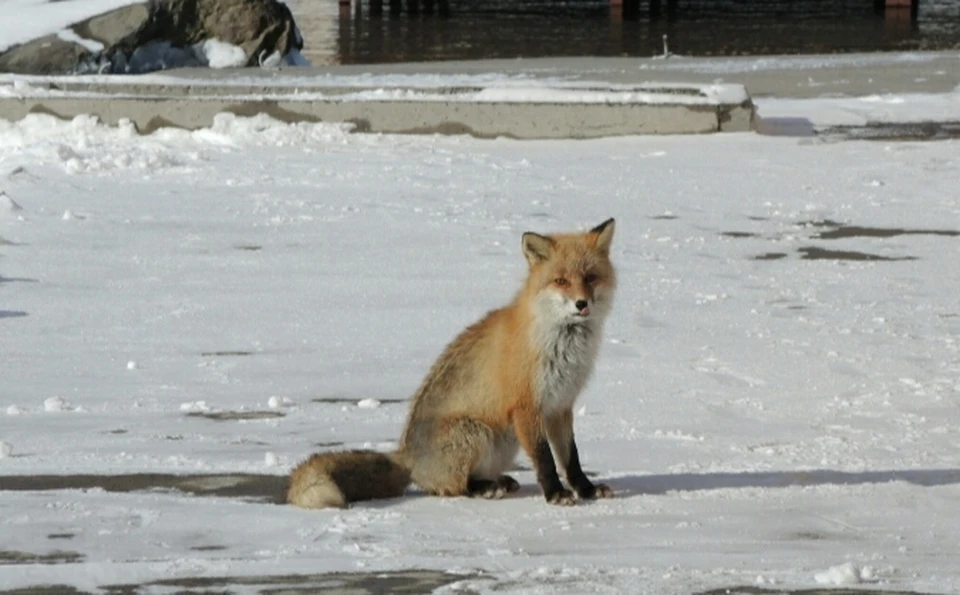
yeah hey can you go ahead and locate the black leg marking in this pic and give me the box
[535,439,573,505]
[566,439,613,500]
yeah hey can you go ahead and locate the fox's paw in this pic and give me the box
[477,485,509,499]
[576,482,614,500]
[546,489,576,506]
[468,478,510,500]
[497,475,520,494]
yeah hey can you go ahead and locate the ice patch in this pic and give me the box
[282,48,310,67]
[6,405,25,416]
[264,452,279,467]
[357,398,381,409]
[0,441,12,458]
[126,360,139,370]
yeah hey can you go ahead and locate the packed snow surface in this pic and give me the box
[2,112,960,594]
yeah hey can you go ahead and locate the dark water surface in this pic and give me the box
[287,0,960,65]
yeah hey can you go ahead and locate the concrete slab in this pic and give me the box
[0,78,754,138]
[2,52,958,138]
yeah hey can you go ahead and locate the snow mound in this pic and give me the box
[0,113,352,174]
[0,192,22,212]
[43,396,71,412]
[267,396,295,409]
[180,401,211,413]
[194,39,247,69]
[814,562,873,586]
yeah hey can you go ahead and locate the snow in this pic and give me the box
[195,39,248,69]
[814,562,871,586]
[2,102,960,594]
[758,85,960,127]
[0,191,22,211]
[636,51,957,75]
[55,28,106,53]
[42,396,72,413]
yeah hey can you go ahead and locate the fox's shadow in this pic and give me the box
[3,468,956,507]
[607,468,960,497]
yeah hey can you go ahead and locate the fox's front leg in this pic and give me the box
[545,409,613,500]
[512,407,575,505]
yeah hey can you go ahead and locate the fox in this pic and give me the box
[287,218,617,508]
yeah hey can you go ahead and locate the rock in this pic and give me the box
[0,34,90,75]
[76,4,153,50]
[0,4,148,75]
[86,0,304,73]
[0,0,303,75]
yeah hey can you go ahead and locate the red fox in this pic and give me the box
[287,218,616,508]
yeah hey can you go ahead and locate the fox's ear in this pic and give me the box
[590,218,616,253]
[522,232,554,266]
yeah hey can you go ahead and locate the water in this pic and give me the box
[287,0,960,65]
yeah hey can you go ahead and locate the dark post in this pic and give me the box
[882,0,919,23]
[649,0,661,19]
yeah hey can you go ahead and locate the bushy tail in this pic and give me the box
[287,450,411,509]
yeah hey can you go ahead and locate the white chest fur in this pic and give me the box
[534,321,602,415]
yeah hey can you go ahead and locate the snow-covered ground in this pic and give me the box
[2,107,960,593]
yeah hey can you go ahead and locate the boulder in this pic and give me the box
[0,34,90,75]
[0,0,304,75]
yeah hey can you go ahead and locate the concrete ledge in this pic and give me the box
[0,78,754,138]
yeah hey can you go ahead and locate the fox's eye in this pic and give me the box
[584,273,598,284]
[554,277,568,286]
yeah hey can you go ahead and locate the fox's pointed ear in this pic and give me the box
[522,232,554,266]
[590,218,616,253]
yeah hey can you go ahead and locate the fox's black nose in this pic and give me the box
[575,300,589,311]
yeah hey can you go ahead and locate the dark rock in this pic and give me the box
[0,4,148,75]
[75,4,153,49]
[0,34,89,75]
[87,0,304,73]
[0,0,303,75]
